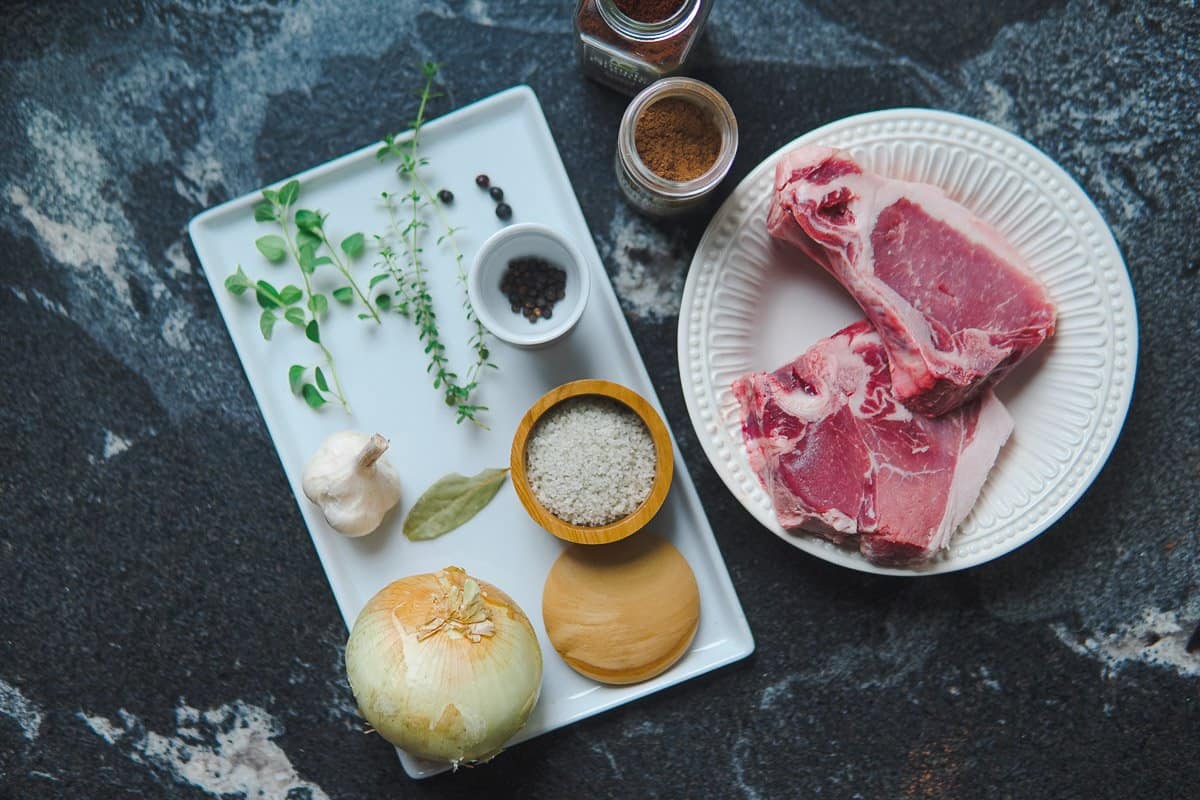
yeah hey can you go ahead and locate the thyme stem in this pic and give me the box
[373,61,494,427]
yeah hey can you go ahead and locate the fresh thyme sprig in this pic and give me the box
[414,174,492,392]
[377,191,488,426]
[374,62,496,426]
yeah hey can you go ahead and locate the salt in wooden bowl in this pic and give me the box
[510,379,674,545]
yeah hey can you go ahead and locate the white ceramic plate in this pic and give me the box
[190,86,753,778]
[678,108,1137,576]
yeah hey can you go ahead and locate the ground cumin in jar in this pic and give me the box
[574,0,714,94]
[616,78,738,216]
[635,97,722,181]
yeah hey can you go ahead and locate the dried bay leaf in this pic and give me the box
[404,468,508,541]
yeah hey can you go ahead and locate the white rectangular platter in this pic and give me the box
[189,85,754,779]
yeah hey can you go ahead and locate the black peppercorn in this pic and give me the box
[499,257,567,324]
[475,174,490,188]
[489,186,504,201]
[437,189,454,204]
[495,202,512,220]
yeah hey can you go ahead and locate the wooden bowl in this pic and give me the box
[511,379,674,545]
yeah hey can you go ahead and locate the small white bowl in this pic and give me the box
[468,223,591,348]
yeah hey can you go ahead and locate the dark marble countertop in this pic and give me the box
[2,2,1197,798]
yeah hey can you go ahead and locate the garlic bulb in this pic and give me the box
[345,567,542,765]
[302,432,402,537]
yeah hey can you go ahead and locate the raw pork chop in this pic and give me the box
[732,321,1013,565]
[767,145,1056,417]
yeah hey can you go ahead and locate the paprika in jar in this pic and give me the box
[574,0,714,95]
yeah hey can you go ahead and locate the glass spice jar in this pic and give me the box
[616,77,737,217]
[574,0,714,95]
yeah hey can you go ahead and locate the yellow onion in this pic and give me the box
[345,566,542,765]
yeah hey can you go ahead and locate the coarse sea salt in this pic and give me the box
[526,396,657,526]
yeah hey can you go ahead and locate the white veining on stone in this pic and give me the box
[981,80,1017,130]
[599,205,686,321]
[8,184,125,305]
[465,0,496,27]
[978,665,1003,693]
[759,614,941,710]
[622,719,665,738]
[318,639,361,731]
[1052,606,1200,679]
[958,4,1185,247]
[161,308,193,352]
[80,712,124,743]
[103,430,133,459]
[730,733,763,800]
[591,741,623,780]
[8,285,68,317]
[0,678,43,742]
[79,700,330,800]
[163,240,194,278]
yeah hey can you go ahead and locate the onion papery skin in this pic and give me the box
[345,567,543,764]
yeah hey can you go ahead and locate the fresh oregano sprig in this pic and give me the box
[227,179,350,412]
[293,210,379,322]
[375,61,496,426]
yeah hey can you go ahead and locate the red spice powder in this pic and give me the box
[576,0,700,69]
[614,0,686,23]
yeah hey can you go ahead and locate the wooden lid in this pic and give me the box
[542,532,700,685]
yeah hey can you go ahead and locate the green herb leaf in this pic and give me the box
[312,256,332,268]
[259,309,277,340]
[255,235,287,263]
[368,272,390,289]
[314,366,329,392]
[403,468,508,541]
[279,284,303,305]
[309,293,328,315]
[288,364,305,394]
[224,265,254,295]
[332,286,354,304]
[297,243,317,274]
[301,383,326,408]
[294,209,323,231]
[254,280,283,309]
[284,307,306,326]
[262,188,278,202]
[305,319,320,343]
[278,180,299,207]
[375,293,391,310]
[341,232,365,258]
[253,200,275,222]
[296,229,322,250]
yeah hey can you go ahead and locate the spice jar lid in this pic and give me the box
[617,77,738,204]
